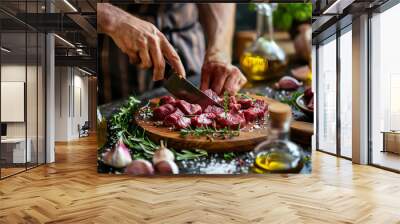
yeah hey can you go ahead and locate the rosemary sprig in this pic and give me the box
[237,93,252,99]
[180,126,240,140]
[223,91,229,114]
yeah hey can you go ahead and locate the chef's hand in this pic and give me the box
[200,53,247,96]
[97,3,186,80]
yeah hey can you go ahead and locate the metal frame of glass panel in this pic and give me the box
[0,0,47,179]
[315,19,353,161]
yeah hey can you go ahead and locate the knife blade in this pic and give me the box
[164,71,223,109]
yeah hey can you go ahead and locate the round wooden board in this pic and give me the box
[134,95,313,152]
[135,95,276,153]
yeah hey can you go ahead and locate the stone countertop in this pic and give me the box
[98,77,313,175]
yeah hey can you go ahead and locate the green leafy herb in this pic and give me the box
[302,155,311,163]
[223,152,237,160]
[223,91,229,114]
[273,3,312,31]
[237,93,252,99]
[180,126,240,140]
[248,3,312,31]
[106,96,207,161]
[281,91,302,110]
[172,149,208,161]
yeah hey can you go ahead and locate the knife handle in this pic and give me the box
[164,60,174,79]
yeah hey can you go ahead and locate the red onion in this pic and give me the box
[155,160,179,175]
[102,139,132,168]
[125,159,154,175]
[275,76,302,90]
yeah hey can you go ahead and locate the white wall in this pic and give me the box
[1,64,46,164]
[54,66,89,141]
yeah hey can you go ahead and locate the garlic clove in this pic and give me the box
[155,160,179,175]
[152,140,175,164]
[102,139,132,168]
[125,159,154,175]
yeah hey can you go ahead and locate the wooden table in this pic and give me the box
[382,131,400,154]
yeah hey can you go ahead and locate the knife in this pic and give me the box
[164,64,223,109]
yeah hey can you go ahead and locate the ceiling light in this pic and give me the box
[1,47,11,53]
[63,0,78,12]
[322,0,354,15]
[54,34,75,48]
[78,67,92,76]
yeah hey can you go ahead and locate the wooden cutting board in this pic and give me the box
[135,95,313,152]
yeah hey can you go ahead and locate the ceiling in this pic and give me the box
[0,0,97,72]
[312,0,392,44]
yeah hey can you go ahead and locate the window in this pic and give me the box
[370,3,400,171]
[317,36,337,154]
[339,28,352,158]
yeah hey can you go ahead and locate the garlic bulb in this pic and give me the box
[152,140,175,164]
[103,139,132,168]
[125,159,154,175]
[155,160,179,175]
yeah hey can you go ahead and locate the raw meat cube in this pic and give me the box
[229,103,241,113]
[175,100,202,115]
[253,99,267,112]
[243,107,265,122]
[153,104,176,121]
[163,109,191,129]
[216,112,246,129]
[159,96,176,105]
[203,89,222,103]
[191,113,215,128]
[238,98,253,109]
[204,105,224,115]
[229,96,237,105]
[175,117,191,129]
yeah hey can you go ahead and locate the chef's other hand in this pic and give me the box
[98,3,186,80]
[200,60,247,96]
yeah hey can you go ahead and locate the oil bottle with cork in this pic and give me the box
[252,103,303,173]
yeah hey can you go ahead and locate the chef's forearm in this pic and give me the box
[197,4,236,63]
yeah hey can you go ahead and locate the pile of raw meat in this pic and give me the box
[151,89,268,130]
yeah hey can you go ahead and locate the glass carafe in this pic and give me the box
[240,3,287,82]
[251,103,303,173]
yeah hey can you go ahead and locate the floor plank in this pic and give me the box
[0,135,399,224]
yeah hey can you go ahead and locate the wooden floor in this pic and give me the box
[372,150,400,171]
[1,135,400,224]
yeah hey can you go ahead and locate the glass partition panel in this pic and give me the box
[27,31,38,169]
[1,31,28,177]
[38,32,45,165]
[317,36,337,154]
[339,28,352,158]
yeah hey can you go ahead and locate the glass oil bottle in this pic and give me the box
[252,103,303,173]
